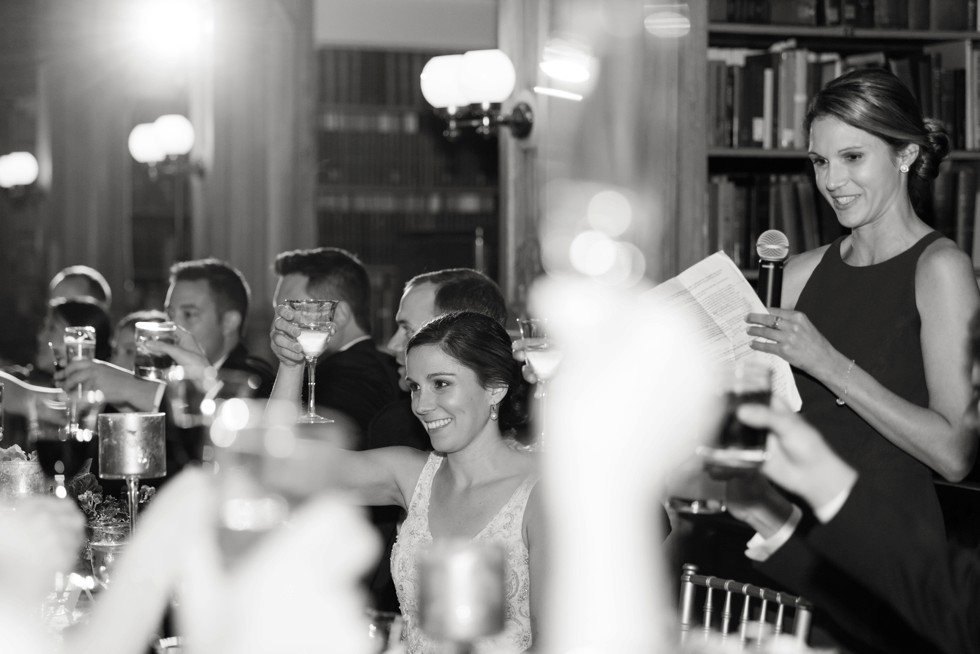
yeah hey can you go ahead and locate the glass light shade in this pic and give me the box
[540,41,593,83]
[0,151,39,188]
[154,114,195,156]
[459,49,516,104]
[128,123,165,164]
[420,55,468,109]
[644,9,691,38]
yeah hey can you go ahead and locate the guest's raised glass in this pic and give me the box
[699,358,772,474]
[64,326,97,433]
[517,317,561,450]
[284,299,338,424]
[134,321,178,381]
[98,412,166,533]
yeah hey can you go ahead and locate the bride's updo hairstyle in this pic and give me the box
[407,311,529,433]
[803,67,950,214]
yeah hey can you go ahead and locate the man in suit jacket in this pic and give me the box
[731,390,980,654]
[269,247,400,446]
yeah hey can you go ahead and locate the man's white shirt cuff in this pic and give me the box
[744,505,802,562]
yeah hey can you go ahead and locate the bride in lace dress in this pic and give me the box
[316,311,542,654]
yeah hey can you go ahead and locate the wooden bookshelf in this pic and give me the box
[315,47,500,338]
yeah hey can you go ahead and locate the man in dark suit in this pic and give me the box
[269,247,401,445]
[166,258,276,397]
[732,398,978,654]
[727,309,980,654]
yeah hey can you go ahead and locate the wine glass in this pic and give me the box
[285,299,339,424]
[516,318,561,450]
[87,521,130,590]
[97,412,166,534]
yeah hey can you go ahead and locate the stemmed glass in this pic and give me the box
[517,318,562,450]
[285,299,339,424]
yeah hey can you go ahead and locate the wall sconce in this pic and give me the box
[0,151,40,199]
[420,49,533,141]
[128,114,203,179]
[128,113,201,261]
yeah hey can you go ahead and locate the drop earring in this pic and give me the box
[490,403,499,421]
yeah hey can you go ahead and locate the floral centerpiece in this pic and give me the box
[69,472,155,534]
[68,473,155,586]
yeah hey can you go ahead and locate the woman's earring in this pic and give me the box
[490,403,499,421]
[900,163,909,174]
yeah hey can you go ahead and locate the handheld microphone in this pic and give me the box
[756,229,790,309]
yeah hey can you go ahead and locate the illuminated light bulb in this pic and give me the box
[420,55,468,110]
[128,123,165,164]
[154,114,195,156]
[459,49,516,104]
[0,151,39,188]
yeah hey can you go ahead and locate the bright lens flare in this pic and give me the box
[587,190,632,237]
[131,0,210,61]
[570,231,618,277]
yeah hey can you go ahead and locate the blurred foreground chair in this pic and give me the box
[679,563,812,648]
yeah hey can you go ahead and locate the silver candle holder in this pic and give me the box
[419,540,505,651]
[98,412,166,533]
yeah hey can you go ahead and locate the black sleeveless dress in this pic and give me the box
[794,230,945,534]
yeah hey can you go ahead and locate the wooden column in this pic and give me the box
[497,0,707,304]
[196,0,316,350]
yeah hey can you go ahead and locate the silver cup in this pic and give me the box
[98,412,166,533]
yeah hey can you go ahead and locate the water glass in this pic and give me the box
[135,321,179,381]
[699,358,772,474]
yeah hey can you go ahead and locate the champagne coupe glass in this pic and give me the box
[98,412,166,534]
[516,318,561,450]
[134,321,179,381]
[285,299,339,424]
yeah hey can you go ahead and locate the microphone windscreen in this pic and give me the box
[756,229,790,262]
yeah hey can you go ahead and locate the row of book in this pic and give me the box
[933,163,980,264]
[709,0,978,30]
[316,118,497,189]
[318,48,434,108]
[709,166,980,270]
[316,189,497,215]
[708,41,980,151]
[708,173,841,269]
